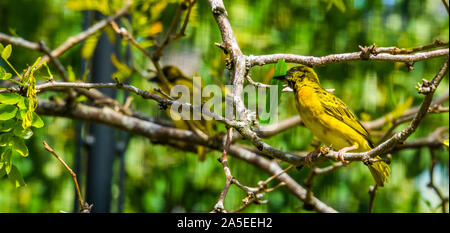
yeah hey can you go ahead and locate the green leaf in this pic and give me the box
[8,165,26,188]
[0,133,13,147]
[17,97,28,110]
[31,113,44,128]
[443,139,449,148]
[273,58,287,77]
[13,126,33,139]
[0,43,4,52]
[0,92,24,105]
[1,149,12,174]
[0,119,16,132]
[81,32,100,59]
[0,104,18,120]
[12,137,28,157]
[16,109,27,120]
[0,66,12,80]
[1,44,12,60]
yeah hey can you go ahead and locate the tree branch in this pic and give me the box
[248,48,448,67]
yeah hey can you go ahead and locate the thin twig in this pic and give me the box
[43,141,91,213]
[213,127,234,213]
[442,0,449,13]
[154,0,197,59]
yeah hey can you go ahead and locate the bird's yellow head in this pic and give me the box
[275,65,320,90]
[162,66,187,82]
[149,65,191,84]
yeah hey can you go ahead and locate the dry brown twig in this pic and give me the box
[212,127,234,213]
[229,165,293,213]
[42,141,92,213]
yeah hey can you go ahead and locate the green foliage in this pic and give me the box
[0,44,46,188]
[1,44,12,60]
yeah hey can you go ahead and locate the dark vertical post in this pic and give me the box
[73,10,92,213]
[85,12,119,213]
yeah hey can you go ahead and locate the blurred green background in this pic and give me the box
[0,0,448,213]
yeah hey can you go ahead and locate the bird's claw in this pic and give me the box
[335,151,347,163]
[305,151,315,168]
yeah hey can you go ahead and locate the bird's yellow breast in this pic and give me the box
[295,84,370,152]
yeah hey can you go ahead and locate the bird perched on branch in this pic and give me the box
[150,65,216,161]
[275,65,390,187]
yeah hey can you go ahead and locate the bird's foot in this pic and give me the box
[305,149,321,168]
[335,145,358,164]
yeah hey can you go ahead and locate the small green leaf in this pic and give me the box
[31,113,44,128]
[1,149,12,174]
[0,133,13,147]
[16,109,27,120]
[12,137,28,157]
[17,97,28,110]
[1,44,12,60]
[0,66,12,80]
[443,139,449,148]
[13,126,33,139]
[0,104,18,120]
[0,43,4,52]
[0,119,16,132]
[273,58,287,77]
[8,165,26,188]
[0,92,23,105]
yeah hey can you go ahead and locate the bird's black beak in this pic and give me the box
[273,75,287,81]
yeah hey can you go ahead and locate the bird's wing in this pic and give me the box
[318,88,374,147]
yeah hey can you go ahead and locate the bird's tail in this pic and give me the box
[368,156,390,187]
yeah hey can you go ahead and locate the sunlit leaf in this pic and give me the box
[326,0,346,12]
[8,165,26,188]
[81,32,101,59]
[1,44,12,60]
[12,137,28,157]
[0,104,18,120]
[141,22,163,37]
[139,40,155,49]
[31,112,44,128]
[111,54,132,83]
[67,65,77,82]
[65,0,110,15]
[0,92,23,105]
[0,133,13,147]
[0,119,16,132]
[1,149,12,174]
[13,126,33,139]
[443,139,449,148]
[0,66,13,80]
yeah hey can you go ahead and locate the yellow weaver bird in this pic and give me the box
[151,66,216,161]
[276,66,390,187]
